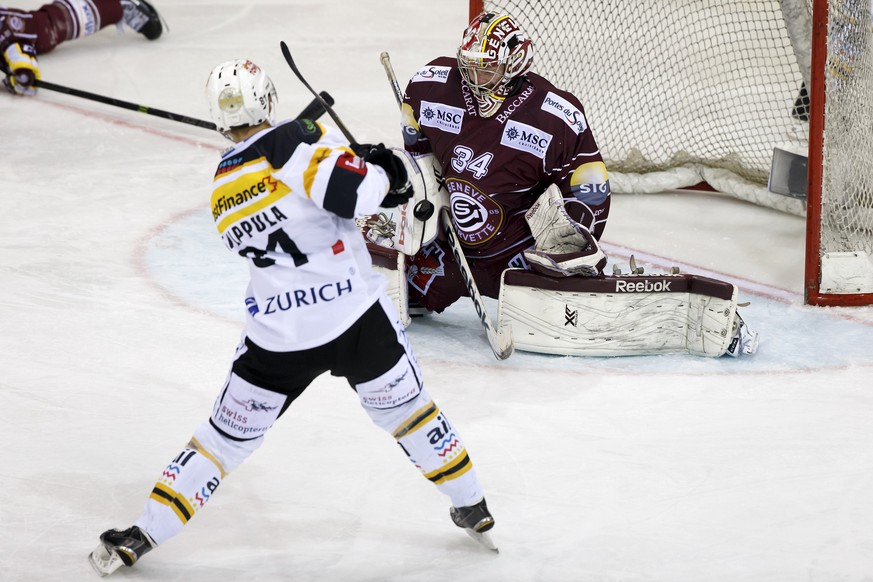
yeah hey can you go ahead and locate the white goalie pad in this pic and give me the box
[359,151,448,256]
[367,242,410,327]
[497,269,740,357]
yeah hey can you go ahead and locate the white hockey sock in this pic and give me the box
[134,423,263,545]
[390,397,484,508]
[133,442,223,545]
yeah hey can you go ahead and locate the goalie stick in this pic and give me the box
[379,51,513,361]
[35,79,334,131]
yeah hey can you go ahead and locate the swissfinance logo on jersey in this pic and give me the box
[411,66,452,84]
[541,91,588,134]
[419,100,464,134]
[500,120,552,159]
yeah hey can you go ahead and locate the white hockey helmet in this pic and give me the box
[205,59,278,134]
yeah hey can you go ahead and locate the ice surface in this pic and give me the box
[2,2,873,581]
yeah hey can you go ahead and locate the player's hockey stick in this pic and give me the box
[279,41,359,147]
[34,79,334,131]
[379,51,513,360]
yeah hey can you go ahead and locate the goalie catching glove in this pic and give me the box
[523,184,607,277]
[355,143,414,208]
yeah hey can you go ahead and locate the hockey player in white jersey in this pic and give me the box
[89,58,496,576]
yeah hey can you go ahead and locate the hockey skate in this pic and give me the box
[88,526,155,576]
[450,498,498,552]
[120,0,164,40]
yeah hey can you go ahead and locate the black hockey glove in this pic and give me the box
[357,143,413,208]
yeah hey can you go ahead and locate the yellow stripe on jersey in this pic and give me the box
[303,146,334,198]
[213,169,291,234]
[392,401,439,439]
[423,450,473,484]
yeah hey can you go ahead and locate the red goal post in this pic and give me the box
[468,0,873,306]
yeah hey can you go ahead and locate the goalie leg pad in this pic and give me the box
[497,269,740,357]
[367,242,409,327]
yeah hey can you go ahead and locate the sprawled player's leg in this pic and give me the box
[3,0,162,56]
[341,296,494,536]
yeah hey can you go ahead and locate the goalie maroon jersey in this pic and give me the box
[401,56,611,264]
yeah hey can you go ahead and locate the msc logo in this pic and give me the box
[500,120,552,159]
[418,100,464,134]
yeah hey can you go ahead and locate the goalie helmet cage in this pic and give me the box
[468,0,873,306]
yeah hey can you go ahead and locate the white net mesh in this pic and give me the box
[480,0,810,215]
[479,0,873,300]
[821,1,873,257]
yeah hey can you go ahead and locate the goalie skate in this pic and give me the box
[88,526,155,576]
[450,498,498,552]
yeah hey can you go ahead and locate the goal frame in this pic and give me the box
[469,0,873,306]
[804,0,873,305]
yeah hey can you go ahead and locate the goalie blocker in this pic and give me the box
[498,269,755,357]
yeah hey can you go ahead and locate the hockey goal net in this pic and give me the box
[470,0,873,306]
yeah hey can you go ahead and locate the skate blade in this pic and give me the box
[464,528,499,553]
[88,544,124,577]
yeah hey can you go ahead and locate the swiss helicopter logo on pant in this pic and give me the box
[231,396,279,413]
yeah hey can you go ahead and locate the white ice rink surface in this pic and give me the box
[2,1,873,581]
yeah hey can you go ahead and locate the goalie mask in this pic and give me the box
[205,59,278,136]
[457,12,534,118]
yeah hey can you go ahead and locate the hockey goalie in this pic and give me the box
[360,154,759,359]
[361,10,760,359]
